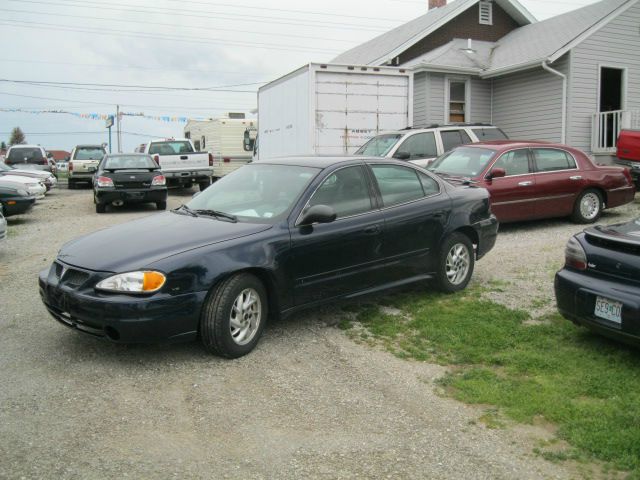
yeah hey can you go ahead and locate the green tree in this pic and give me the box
[9,127,26,146]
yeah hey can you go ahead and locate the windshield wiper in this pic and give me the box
[172,204,198,217]
[193,209,237,223]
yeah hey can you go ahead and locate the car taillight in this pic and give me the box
[208,153,213,167]
[96,176,114,187]
[153,155,160,165]
[151,175,166,186]
[565,236,587,270]
[68,162,73,172]
[623,167,633,186]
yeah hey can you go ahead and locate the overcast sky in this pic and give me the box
[0,0,601,152]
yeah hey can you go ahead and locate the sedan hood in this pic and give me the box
[58,212,272,272]
[585,218,640,246]
[0,174,42,186]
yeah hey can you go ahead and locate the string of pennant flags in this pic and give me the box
[0,108,198,122]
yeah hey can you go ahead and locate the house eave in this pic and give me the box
[411,64,481,76]
[480,59,545,78]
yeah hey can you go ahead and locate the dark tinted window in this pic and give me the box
[103,155,157,170]
[492,149,531,176]
[73,147,105,160]
[398,132,438,160]
[441,130,472,152]
[371,165,424,207]
[148,141,194,155]
[532,148,577,172]
[471,128,508,141]
[7,147,44,164]
[308,166,373,218]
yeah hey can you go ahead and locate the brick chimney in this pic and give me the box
[429,0,446,9]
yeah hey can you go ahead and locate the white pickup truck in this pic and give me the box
[141,138,214,190]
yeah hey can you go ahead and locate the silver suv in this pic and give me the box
[355,124,508,168]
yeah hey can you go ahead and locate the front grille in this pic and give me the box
[62,269,90,287]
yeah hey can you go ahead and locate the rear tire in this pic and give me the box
[95,203,106,214]
[435,232,475,293]
[156,201,167,210]
[200,273,268,358]
[572,189,603,224]
[68,180,75,190]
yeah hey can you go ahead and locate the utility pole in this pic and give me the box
[116,105,122,153]
[105,115,114,153]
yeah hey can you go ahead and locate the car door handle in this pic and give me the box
[518,181,533,186]
[569,175,582,180]
[180,156,188,160]
[364,225,381,235]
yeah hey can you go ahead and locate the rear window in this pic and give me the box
[7,147,44,164]
[103,155,157,170]
[471,128,508,141]
[355,134,403,157]
[148,141,194,155]
[73,147,105,160]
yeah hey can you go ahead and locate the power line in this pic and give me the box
[0,20,341,55]
[10,0,391,32]
[0,130,167,137]
[3,8,358,45]
[0,78,266,92]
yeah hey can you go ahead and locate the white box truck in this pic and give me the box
[256,63,413,160]
[184,114,257,180]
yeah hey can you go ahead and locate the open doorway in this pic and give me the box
[600,67,624,112]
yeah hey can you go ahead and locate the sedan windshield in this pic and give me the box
[103,155,157,170]
[186,164,318,223]
[429,147,497,177]
[355,134,403,157]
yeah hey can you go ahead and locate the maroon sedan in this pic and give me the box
[428,141,636,223]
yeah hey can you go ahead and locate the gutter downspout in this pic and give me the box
[542,60,567,144]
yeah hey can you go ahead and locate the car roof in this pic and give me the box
[8,144,44,149]
[74,145,106,148]
[255,155,414,169]
[461,140,562,151]
[105,153,150,157]
[379,124,502,135]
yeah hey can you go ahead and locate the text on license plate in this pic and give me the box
[594,296,622,324]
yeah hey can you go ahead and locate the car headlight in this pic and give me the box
[95,271,166,293]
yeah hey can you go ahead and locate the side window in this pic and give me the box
[441,130,472,153]
[371,164,425,207]
[307,166,373,218]
[418,172,440,196]
[193,140,201,151]
[398,132,438,160]
[492,149,531,176]
[532,149,577,172]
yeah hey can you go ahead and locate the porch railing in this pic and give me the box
[591,110,629,154]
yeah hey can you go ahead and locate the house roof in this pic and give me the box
[406,0,638,77]
[330,0,535,66]
[485,0,637,76]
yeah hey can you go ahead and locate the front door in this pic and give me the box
[484,148,537,222]
[289,165,385,306]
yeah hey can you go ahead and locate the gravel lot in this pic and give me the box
[1,186,638,479]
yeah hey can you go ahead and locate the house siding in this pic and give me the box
[471,77,492,123]
[568,1,640,154]
[428,73,446,125]
[492,54,569,142]
[398,3,520,65]
[413,71,429,126]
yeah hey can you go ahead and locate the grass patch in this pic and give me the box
[346,288,640,474]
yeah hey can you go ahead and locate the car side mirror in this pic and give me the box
[488,167,506,179]
[298,204,337,226]
[393,151,410,161]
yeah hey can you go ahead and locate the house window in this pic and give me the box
[479,1,493,25]
[201,136,206,150]
[447,79,468,123]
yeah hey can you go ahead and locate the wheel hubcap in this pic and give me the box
[445,243,471,285]
[580,193,600,220]
[229,288,261,346]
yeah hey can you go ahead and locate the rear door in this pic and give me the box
[484,148,537,222]
[530,147,582,218]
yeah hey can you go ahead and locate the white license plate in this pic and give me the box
[594,296,622,324]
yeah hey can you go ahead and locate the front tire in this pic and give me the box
[156,201,167,210]
[200,273,268,358]
[95,203,106,213]
[436,233,475,293]
[572,189,602,224]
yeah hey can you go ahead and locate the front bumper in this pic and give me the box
[95,187,168,205]
[39,262,207,343]
[2,196,35,217]
[555,268,640,347]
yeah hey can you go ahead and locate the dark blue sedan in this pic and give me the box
[39,157,498,358]
[556,218,640,346]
